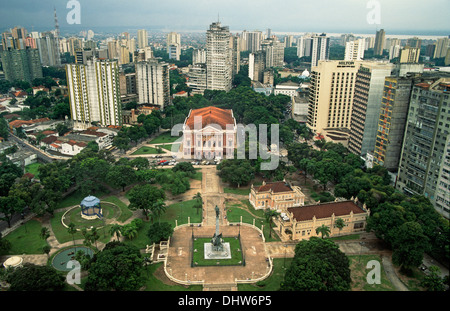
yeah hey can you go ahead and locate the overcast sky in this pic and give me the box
[1,0,449,35]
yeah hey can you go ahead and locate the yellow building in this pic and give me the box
[274,199,370,241]
[249,181,305,211]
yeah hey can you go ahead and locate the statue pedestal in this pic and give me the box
[204,242,231,259]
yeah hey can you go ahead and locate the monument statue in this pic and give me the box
[211,205,223,251]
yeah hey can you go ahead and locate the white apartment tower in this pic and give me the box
[66,57,122,129]
[344,39,365,61]
[136,59,171,109]
[311,33,330,67]
[167,32,181,61]
[137,29,148,49]
[206,22,232,92]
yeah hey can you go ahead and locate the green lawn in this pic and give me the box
[149,132,181,144]
[192,237,244,266]
[132,146,162,155]
[224,187,251,195]
[160,199,203,227]
[25,163,41,179]
[238,258,293,291]
[101,196,133,223]
[159,143,180,152]
[2,220,49,255]
[192,169,202,181]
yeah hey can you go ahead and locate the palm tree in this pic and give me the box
[151,199,167,223]
[264,209,280,239]
[109,224,122,241]
[90,227,99,250]
[334,218,345,236]
[316,224,331,239]
[67,223,78,252]
[39,227,50,241]
[193,192,202,215]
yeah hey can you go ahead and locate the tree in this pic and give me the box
[315,224,331,239]
[109,224,122,241]
[193,192,202,215]
[67,223,78,251]
[113,135,131,153]
[150,199,167,223]
[420,266,446,291]
[0,195,25,228]
[334,218,345,236]
[6,263,66,291]
[39,227,50,241]
[264,209,280,239]
[84,242,144,291]
[391,221,429,273]
[128,184,166,220]
[107,164,136,192]
[281,237,351,291]
[147,222,174,245]
[217,159,255,188]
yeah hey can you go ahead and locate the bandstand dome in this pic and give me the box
[80,195,102,219]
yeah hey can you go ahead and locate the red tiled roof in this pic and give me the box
[81,130,107,137]
[42,130,56,135]
[41,135,58,144]
[256,181,293,193]
[50,143,61,149]
[185,106,235,129]
[287,201,366,222]
[9,120,33,128]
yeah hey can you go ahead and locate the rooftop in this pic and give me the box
[287,200,366,222]
[255,181,293,193]
[185,106,235,129]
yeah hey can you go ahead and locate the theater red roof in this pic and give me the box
[287,200,366,221]
[256,181,293,193]
[185,106,235,129]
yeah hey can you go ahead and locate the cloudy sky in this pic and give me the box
[1,0,449,35]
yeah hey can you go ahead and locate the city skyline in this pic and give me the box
[1,0,449,36]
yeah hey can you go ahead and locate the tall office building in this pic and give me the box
[373,75,419,171]
[406,37,422,49]
[297,34,313,58]
[396,76,450,219]
[399,47,420,64]
[66,57,122,129]
[307,60,362,137]
[241,30,263,53]
[136,59,171,109]
[311,33,330,67]
[36,31,61,67]
[1,47,43,83]
[284,35,294,48]
[137,29,148,49]
[261,38,284,68]
[374,29,386,56]
[434,37,449,58]
[186,63,207,95]
[248,51,265,82]
[206,22,232,92]
[348,61,394,156]
[389,45,401,60]
[344,39,365,61]
[167,32,181,61]
[230,34,241,77]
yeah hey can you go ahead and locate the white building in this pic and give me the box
[206,22,232,92]
[136,59,171,109]
[66,57,122,130]
[137,29,148,49]
[273,81,300,99]
[344,39,365,61]
[311,33,330,67]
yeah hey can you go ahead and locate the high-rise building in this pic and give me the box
[406,37,422,49]
[241,30,263,53]
[230,34,240,77]
[136,59,171,109]
[186,63,207,95]
[399,47,420,64]
[348,61,394,156]
[0,47,43,83]
[192,48,206,64]
[284,35,294,48]
[167,32,181,61]
[66,57,122,129]
[307,60,362,138]
[137,29,148,49]
[206,22,232,92]
[344,39,365,61]
[248,51,265,82]
[261,38,284,68]
[374,29,386,56]
[434,37,449,58]
[389,45,401,61]
[36,31,61,67]
[311,33,330,67]
[297,34,313,58]
[396,76,450,219]
[372,75,419,171]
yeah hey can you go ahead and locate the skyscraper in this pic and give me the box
[374,29,386,56]
[311,33,330,68]
[344,39,365,61]
[66,57,122,129]
[36,31,61,67]
[396,75,450,219]
[399,47,420,64]
[434,37,449,58]
[348,61,394,156]
[137,29,148,49]
[167,32,181,61]
[297,34,313,58]
[307,60,362,139]
[230,34,241,77]
[206,22,232,92]
[136,59,171,109]
[261,38,284,68]
[1,47,43,83]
